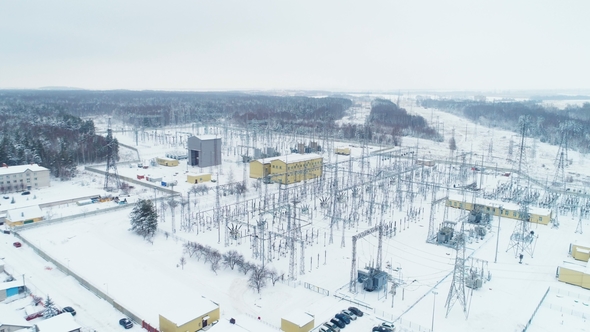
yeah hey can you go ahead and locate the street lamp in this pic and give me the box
[431,290,438,332]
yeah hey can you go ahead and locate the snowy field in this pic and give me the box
[2,95,590,332]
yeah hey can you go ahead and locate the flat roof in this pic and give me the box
[448,193,551,216]
[0,303,31,328]
[194,135,220,140]
[187,172,210,177]
[273,153,323,164]
[0,164,48,176]
[282,311,313,326]
[6,205,44,221]
[160,297,218,326]
[34,311,81,332]
[0,279,24,291]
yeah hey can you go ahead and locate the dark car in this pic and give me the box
[62,306,76,316]
[21,191,31,195]
[13,241,22,248]
[348,306,364,317]
[335,313,350,324]
[119,318,133,329]
[330,318,345,329]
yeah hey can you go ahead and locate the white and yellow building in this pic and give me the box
[5,205,44,227]
[187,173,211,184]
[281,312,314,332]
[0,164,50,194]
[446,193,552,225]
[159,299,219,332]
[249,153,323,184]
[156,157,179,167]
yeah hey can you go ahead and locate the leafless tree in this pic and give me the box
[223,250,244,270]
[248,264,268,293]
[267,268,284,286]
[179,256,186,270]
[238,261,255,275]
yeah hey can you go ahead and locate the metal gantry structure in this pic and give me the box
[104,118,121,192]
[445,218,467,318]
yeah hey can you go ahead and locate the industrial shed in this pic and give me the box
[0,303,32,332]
[187,172,211,184]
[35,311,81,332]
[187,135,222,168]
[570,243,590,262]
[335,147,350,155]
[557,264,590,290]
[249,157,281,179]
[156,157,180,167]
[159,298,220,332]
[0,280,25,301]
[446,194,552,225]
[5,205,44,226]
[281,312,314,332]
[250,154,323,184]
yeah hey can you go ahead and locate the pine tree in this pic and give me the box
[43,295,59,319]
[130,199,158,240]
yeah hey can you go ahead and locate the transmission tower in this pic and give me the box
[104,118,121,192]
[506,202,537,259]
[576,205,583,234]
[515,117,529,188]
[445,219,467,318]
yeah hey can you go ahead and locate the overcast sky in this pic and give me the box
[1,1,588,92]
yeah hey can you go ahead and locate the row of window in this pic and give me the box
[0,178,36,185]
[449,200,544,221]
[0,173,36,179]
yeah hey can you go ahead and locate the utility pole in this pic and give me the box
[494,207,502,263]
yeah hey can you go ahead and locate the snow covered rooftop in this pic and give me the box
[34,312,81,332]
[0,303,31,328]
[282,311,313,326]
[273,153,322,164]
[0,164,48,175]
[195,135,220,140]
[0,279,24,291]
[448,193,552,216]
[6,205,44,221]
[159,297,218,326]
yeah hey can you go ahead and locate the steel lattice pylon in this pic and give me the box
[104,118,121,192]
[445,220,467,318]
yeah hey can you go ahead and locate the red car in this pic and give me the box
[13,242,22,248]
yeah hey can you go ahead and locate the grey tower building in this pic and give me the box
[187,135,222,167]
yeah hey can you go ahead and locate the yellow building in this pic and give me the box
[250,154,323,184]
[446,194,552,225]
[156,157,180,167]
[5,205,44,226]
[187,172,211,184]
[281,312,314,332]
[159,300,219,332]
[570,244,590,262]
[335,147,351,155]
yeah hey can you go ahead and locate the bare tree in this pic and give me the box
[223,250,244,270]
[209,251,222,274]
[267,268,284,286]
[248,264,268,293]
[179,256,186,270]
[239,261,255,275]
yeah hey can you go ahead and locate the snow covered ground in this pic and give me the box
[1,95,590,332]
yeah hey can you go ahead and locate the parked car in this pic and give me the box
[373,326,391,332]
[318,327,332,332]
[330,317,346,329]
[21,191,31,195]
[348,306,364,317]
[119,318,133,329]
[13,242,22,248]
[381,322,395,331]
[335,313,350,324]
[341,309,357,320]
[323,321,340,332]
[62,306,76,316]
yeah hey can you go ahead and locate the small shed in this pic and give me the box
[0,303,32,331]
[35,312,81,332]
[335,147,351,155]
[156,157,180,167]
[281,312,314,332]
[5,205,44,226]
[159,298,220,332]
[0,279,25,301]
[571,244,590,262]
[187,173,212,184]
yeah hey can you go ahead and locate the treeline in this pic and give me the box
[418,98,590,152]
[364,99,441,144]
[0,94,115,179]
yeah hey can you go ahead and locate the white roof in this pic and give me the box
[282,311,313,326]
[195,135,220,141]
[160,298,218,326]
[187,172,210,177]
[0,164,48,176]
[6,205,44,222]
[0,303,31,328]
[0,279,24,291]
[447,193,551,216]
[274,153,322,164]
[35,313,80,332]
